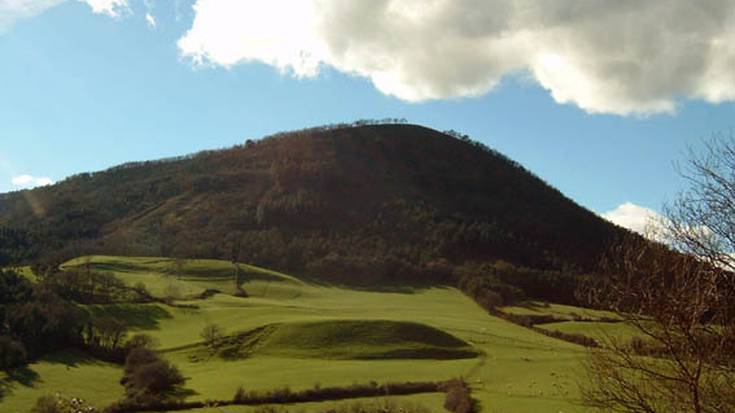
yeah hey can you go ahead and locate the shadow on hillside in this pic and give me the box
[42,350,103,367]
[66,262,146,274]
[355,284,431,294]
[0,366,41,402]
[514,301,548,311]
[170,386,198,400]
[86,304,173,330]
[342,283,448,294]
[6,366,39,387]
[298,274,438,294]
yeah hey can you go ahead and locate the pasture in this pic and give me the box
[0,256,611,412]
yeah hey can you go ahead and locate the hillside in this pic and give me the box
[0,123,630,298]
[1,255,606,412]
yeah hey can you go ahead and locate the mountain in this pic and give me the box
[0,123,630,300]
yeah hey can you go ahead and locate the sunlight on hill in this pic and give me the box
[1,256,599,412]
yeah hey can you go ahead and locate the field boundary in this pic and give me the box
[105,380,450,413]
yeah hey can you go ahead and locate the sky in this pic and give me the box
[1,0,735,235]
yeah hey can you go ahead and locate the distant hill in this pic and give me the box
[0,123,632,300]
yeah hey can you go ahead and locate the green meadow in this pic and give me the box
[0,256,616,413]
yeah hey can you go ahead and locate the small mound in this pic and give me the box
[217,320,480,360]
[61,255,306,299]
[63,255,301,284]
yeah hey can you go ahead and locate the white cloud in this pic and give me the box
[11,174,54,189]
[145,12,155,28]
[178,0,735,115]
[0,0,66,32]
[0,0,129,33]
[80,0,129,17]
[178,0,324,76]
[601,202,665,239]
[143,0,156,28]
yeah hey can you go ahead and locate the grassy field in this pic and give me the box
[1,256,610,413]
[500,301,620,321]
[173,393,447,413]
[536,320,639,343]
[500,301,640,347]
[0,351,123,411]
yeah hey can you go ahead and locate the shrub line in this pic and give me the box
[105,380,445,413]
[491,310,600,348]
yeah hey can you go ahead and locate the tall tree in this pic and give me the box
[581,136,735,413]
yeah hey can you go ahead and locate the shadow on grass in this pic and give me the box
[41,350,105,367]
[85,304,173,330]
[344,282,454,295]
[0,349,116,403]
[6,366,40,387]
[513,300,549,311]
[294,274,437,295]
[66,262,146,274]
[0,366,41,403]
[170,386,199,400]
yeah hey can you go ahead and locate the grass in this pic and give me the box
[173,393,446,413]
[537,320,639,343]
[204,320,480,360]
[62,255,305,299]
[0,351,123,413]
[1,265,37,282]
[0,256,613,412]
[501,300,639,345]
[500,301,620,321]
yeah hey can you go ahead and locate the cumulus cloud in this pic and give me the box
[601,202,665,238]
[178,0,735,115]
[11,175,54,189]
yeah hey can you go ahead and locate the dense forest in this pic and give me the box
[0,123,634,303]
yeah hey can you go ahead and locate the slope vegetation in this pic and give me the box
[0,124,629,297]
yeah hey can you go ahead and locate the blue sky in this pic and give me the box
[1,0,735,233]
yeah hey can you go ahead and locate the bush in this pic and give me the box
[120,347,186,404]
[124,334,157,352]
[440,379,476,413]
[129,360,185,394]
[123,347,159,376]
[108,380,444,413]
[31,395,59,413]
[251,400,431,413]
[228,381,440,406]
[233,385,247,403]
[531,327,598,348]
[200,323,225,348]
[32,394,97,413]
[0,335,27,369]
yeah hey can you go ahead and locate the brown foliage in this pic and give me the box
[580,137,735,413]
[581,239,735,413]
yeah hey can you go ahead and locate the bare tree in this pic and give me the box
[665,136,735,273]
[164,283,182,301]
[581,136,735,413]
[200,323,225,349]
[225,232,245,295]
[172,257,185,280]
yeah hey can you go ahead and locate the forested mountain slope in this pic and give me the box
[0,123,631,296]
